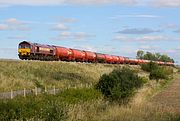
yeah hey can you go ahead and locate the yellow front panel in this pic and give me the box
[18,48,30,55]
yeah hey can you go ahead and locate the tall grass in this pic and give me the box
[0,88,102,120]
[0,60,179,120]
[0,60,120,92]
[0,60,142,92]
[67,76,180,121]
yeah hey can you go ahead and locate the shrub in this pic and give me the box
[0,95,67,121]
[150,66,173,81]
[95,67,146,102]
[141,62,173,81]
[0,88,101,120]
[141,61,158,72]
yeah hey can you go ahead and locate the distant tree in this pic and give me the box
[137,50,144,59]
[136,50,174,63]
[143,52,156,61]
[160,54,174,63]
[155,53,161,61]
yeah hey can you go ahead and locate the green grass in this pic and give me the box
[0,60,179,121]
[0,88,102,120]
[56,88,102,104]
[0,60,142,92]
[177,67,180,72]
[0,60,118,92]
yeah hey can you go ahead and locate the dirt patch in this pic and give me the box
[152,73,180,114]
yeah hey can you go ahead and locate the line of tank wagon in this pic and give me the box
[18,41,174,66]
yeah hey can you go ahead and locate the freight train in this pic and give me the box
[18,41,174,66]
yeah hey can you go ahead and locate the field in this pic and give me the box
[0,59,180,121]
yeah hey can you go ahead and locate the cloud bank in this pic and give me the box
[0,18,31,31]
[113,35,180,41]
[1,0,180,7]
[0,0,137,7]
[118,28,161,34]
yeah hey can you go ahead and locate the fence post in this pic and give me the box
[68,85,70,89]
[35,87,38,96]
[53,86,56,95]
[45,86,47,93]
[11,89,13,99]
[24,88,26,97]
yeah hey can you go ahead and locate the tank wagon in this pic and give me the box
[18,41,174,66]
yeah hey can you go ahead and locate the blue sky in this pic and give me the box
[0,0,180,64]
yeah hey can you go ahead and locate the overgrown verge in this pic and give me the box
[0,88,102,120]
[0,60,178,121]
[0,96,67,121]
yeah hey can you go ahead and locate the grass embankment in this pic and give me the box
[1,80,179,121]
[0,60,131,92]
[0,60,179,120]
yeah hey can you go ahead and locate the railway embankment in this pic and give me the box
[0,59,179,120]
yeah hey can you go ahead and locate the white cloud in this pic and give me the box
[74,32,95,40]
[0,0,138,7]
[72,44,120,54]
[1,0,180,7]
[161,24,178,29]
[0,24,9,30]
[138,45,159,51]
[72,45,97,52]
[140,35,165,41]
[110,14,161,19]
[51,23,69,31]
[113,35,177,41]
[151,0,180,7]
[58,17,78,23]
[66,0,137,5]
[0,0,64,6]
[0,18,31,31]
[17,26,31,31]
[117,28,161,34]
[52,31,95,40]
[176,46,180,50]
[5,18,25,25]
[59,31,72,39]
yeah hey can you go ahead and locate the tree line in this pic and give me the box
[136,50,174,63]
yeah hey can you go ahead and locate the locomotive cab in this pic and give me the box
[18,41,32,59]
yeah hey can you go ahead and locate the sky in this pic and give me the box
[0,0,180,64]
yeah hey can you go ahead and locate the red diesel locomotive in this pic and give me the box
[18,41,174,66]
